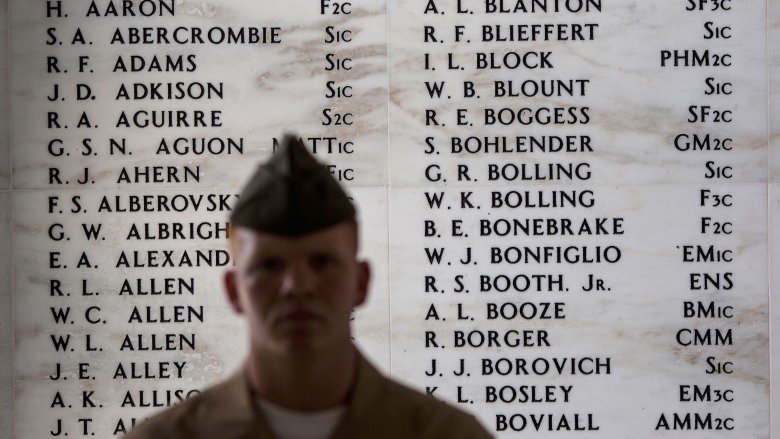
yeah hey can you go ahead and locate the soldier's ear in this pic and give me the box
[354,260,370,308]
[224,269,244,314]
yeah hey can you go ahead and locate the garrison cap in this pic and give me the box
[229,134,356,235]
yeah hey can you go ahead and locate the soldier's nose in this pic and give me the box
[280,266,315,297]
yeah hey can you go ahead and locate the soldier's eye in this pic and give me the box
[254,258,282,272]
[310,253,335,270]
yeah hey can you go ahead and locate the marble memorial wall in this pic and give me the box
[4,0,775,437]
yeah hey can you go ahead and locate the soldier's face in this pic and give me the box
[225,222,369,354]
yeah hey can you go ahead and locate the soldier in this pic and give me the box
[125,135,492,439]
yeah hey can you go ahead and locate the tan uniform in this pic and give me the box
[124,353,493,439]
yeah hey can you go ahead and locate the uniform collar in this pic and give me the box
[219,348,385,438]
[329,349,386,437]
[210,363,277,438]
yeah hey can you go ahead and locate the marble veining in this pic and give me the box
[389,0,767,186]
[9,0,388,189]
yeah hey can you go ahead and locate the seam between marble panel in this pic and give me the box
[2,0,8,191]
[767,188,772,439]
[4,2,9,190]
[766,1,774,435]
[768,0,772,185]
[7,194,13,439]
[384,0,393,378]
[3,1,13,437]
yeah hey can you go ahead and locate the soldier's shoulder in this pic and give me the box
[122,378,234,439]
[377,376,493,438]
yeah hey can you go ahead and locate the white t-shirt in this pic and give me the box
[256,398,346,439]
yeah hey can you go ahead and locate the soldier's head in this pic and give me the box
[223,135,369,356]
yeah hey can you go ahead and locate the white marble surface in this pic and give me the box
[389,0,767,187]
[351,187,391,371]
[12,188,243,437]
[10,0,388,189]
[11,187,388,437]
[9,1,389,433]
[390,183,769,437]
[387,1,769,433]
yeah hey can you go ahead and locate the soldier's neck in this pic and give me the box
[247,342,357,412]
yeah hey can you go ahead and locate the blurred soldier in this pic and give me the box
[125,135,492,439]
